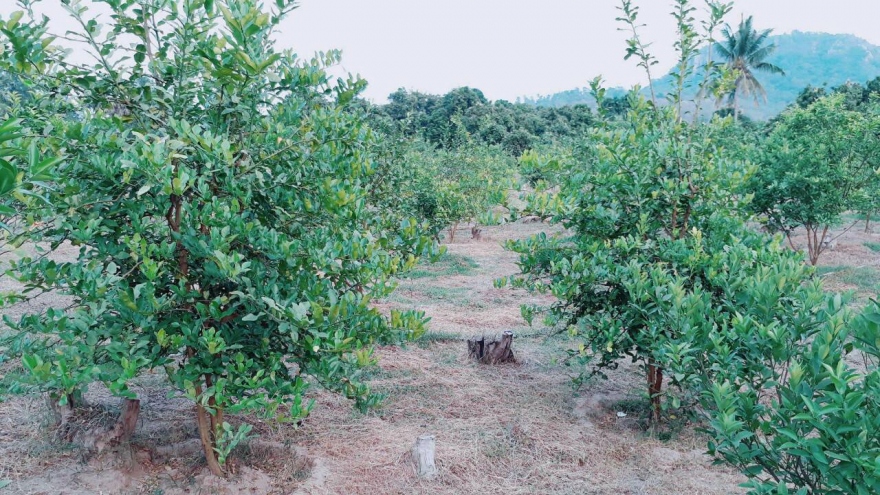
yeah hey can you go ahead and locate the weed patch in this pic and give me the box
[404,253,480,279]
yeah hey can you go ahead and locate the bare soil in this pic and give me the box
[2,219,876,494]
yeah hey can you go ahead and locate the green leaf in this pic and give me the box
[30,156,62,180]
[0,159,17,196]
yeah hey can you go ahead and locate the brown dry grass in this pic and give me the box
[269,221,744,495]
[9,217,877,494]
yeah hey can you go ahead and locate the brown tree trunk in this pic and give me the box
[866,213,872,233]
[47,392,78,429]
[205,374,224,434]
[467,331,515,364]
[806,227,816,265]
[806,226,819,266]
[195,378,224,477]
[785,231,797,251]
[91,399,141,453]
[449,222,458,243]
[647,362,663,423]
[806,225,830,266]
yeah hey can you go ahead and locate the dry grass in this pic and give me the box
[23,219,880,493]
[785,223,880,304]
[281,340,744,494]
[274,222,745,494]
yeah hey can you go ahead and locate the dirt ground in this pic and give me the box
[1,218,877,494]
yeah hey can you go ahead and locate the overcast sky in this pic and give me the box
[3,1,878,102]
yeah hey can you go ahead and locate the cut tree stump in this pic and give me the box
[467,330,515,364]
[412,434,437,479]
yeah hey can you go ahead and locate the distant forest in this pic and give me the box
[365,72,880,155]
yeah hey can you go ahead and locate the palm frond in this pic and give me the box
[714,42,734,60]
[747,29,774,56]
[753,61,785,76]
[746,44,777,64]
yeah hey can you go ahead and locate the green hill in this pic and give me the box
[522,32,880,120]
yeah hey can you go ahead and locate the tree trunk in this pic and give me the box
[449,222,458,243]
[467,331,515,364]
[91,399,140,453]
[647,362,663,423]
[806,225,829,266]
[866,213,872,233]
[411,434,437,479]
[195,378,225,477]
[471,225,482,240]
[47,392,78,430]
[785,231,797,251]
[733,90,739,123]
[205,374,224,435]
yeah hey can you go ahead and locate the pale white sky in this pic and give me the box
[2,1,879,102]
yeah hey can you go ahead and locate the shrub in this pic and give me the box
[0,0,437,475]
[504,3,879,493]
[706,298,880,494]
[502,0,750,420]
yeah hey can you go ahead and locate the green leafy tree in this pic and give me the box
[402,140,513,241]
[502,0,763,421]
[0,0,437,476]
[424,87,488,148]
[372,88,593,157]
[500,128,534,157]
[716,15,785,120]
[505,3,880,493]
[794,84,827,109]
[748,95,880,264]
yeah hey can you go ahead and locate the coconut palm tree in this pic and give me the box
[716,15,785,120]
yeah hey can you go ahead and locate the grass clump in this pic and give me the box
[817,265,848,276]
[839,266,880,291]
[404,253,480,279]
[819,265,880,293]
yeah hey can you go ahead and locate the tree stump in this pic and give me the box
[412,434,437,479]
[467,330,515,364]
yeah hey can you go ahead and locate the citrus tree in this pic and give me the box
[401,140,514,241]
[503,3,880,492]
[748,95,880,264]
[0,0,437,475]
[502,0,756,420]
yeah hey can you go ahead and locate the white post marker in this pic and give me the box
[412,434,438,479]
